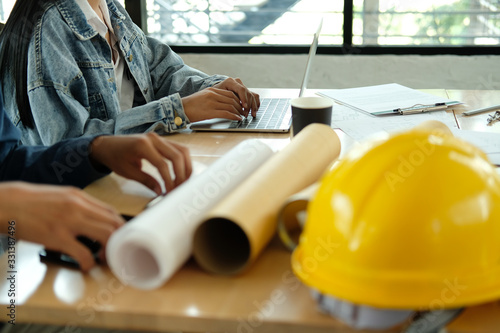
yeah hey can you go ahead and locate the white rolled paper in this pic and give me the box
[106,139,275,290]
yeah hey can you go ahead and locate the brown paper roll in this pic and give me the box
[193,123,341,275]
[276,182,319,251]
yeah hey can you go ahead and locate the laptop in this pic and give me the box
[190,19,323,133]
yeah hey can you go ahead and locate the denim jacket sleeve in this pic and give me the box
[0,94,108,187]
[143,35,228,99]
[28,81,188,144]
[0,136,109,188]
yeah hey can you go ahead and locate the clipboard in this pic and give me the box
[386,102,448,115]
[318,83,462,116]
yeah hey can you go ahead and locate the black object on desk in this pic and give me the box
[38,215,134,269]
[39,235,101,269]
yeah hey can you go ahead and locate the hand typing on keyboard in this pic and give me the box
[182,78,260,122]
[212,78,261,118]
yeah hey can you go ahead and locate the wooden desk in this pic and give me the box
[1,89,499,333]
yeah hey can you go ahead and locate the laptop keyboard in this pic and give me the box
[228,98,291,129]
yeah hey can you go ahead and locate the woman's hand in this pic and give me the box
[0,182,124,272]
[90,133,192,195]
[213,78,260,118]
[182,78,260,122]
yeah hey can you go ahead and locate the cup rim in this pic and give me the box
[291,96,333,109]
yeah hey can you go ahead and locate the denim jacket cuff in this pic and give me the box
[200,75,228,90]
[159,93,189,128]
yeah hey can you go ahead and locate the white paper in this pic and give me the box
[106,139,275,290]
[332,110,458,142]
[451,129,500,153]
[329,104,374,126]
[318,83,460,115]
[451,129,500,165]
[490,154,500,166]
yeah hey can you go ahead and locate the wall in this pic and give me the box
[180,54,500,90]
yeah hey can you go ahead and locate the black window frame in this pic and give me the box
[125,0,500,56]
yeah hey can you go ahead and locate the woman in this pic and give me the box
[0,0,260,145]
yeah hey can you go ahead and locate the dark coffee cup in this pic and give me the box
[291,97,333,135]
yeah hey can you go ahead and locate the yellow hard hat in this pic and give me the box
[291,128,500,310]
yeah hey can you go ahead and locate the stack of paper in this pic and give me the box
[319,83,461,116]
[318,83,462,153]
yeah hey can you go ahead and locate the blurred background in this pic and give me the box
[2,0,499,89]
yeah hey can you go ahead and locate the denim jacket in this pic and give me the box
[0,89,108,187]
[2,0,226,145]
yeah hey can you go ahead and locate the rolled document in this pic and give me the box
[193,123,341,275]
[106,139,275,290]
[276,182,320,251]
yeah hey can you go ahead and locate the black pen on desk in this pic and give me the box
[463,104,500,116]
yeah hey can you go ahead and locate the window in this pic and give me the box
[355,0,500,46]
[142,0,500,53]
[146,0,343,45]
[1,0,499,54]
[0,0,14,22]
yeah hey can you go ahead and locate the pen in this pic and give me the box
[463,104,500,116]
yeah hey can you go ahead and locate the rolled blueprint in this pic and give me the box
[193,123,341,275]
[106,139,275,290]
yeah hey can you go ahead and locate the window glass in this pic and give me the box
[0,0,498,47]
[146,0,343,45]
[146,0,500,46]
[0,0,14,22]
[355,0,500,46]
